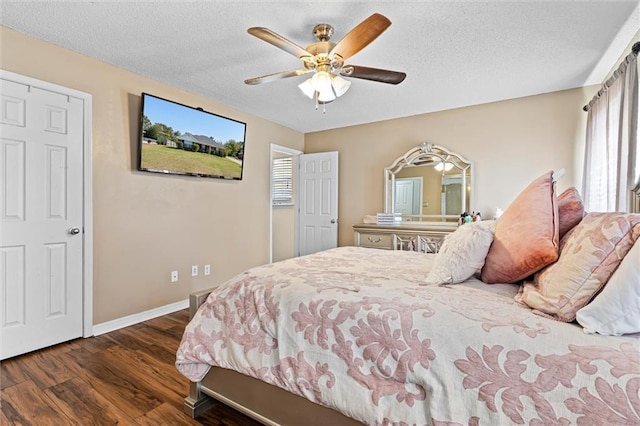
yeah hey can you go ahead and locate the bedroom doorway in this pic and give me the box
[269,144,302,263]
[269,147,338,261]
[0,71,93,359]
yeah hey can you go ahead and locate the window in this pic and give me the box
[583,50,639,212]
[272,157,293,205]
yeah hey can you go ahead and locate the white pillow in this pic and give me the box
[576,239,640,336]
[424,221,495,285]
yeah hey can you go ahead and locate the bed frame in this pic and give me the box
[183,288,362,426]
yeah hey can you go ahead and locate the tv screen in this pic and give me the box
[138,93,246,180]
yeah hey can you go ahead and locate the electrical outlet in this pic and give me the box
[191,265,198,276]
[204,264,211,276]
[171,270,178,282]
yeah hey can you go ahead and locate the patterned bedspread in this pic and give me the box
[176,247,640,425]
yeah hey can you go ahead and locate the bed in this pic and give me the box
[176,171,640,425]
[176,244,640,425]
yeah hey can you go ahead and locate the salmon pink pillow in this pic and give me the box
[481,172,559,284]
[557,187,585,239]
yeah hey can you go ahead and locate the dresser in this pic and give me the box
[353,222,458,253]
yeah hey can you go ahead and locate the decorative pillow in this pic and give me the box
[424,221,495,285]
[517,212,640,322]
[576,238,640,335]
[481,172,559,284]
[557,187,585,239]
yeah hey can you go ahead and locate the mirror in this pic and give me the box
[385,143,473,221]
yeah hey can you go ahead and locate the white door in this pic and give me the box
[1,77,85,359]
[394,178,422,215]
[298,152,338,256]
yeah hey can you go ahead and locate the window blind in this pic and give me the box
[272,157,293,205]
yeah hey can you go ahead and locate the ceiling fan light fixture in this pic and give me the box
[298,78,315,99]
[311,70,333,93]
[299,71,344,105]
[317,86,336,103]
[331,75,351,97]
[435,161,454,172]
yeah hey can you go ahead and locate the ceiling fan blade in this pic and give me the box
[248,27,312,59]
[244,69,312,85]
[340,65,406,85]
[330,13,391,61]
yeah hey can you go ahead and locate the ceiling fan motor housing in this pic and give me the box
[312,24,333,41]
[308,24,344,71]
[304,41,346,75]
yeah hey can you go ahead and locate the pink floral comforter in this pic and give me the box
[176,247,640,425]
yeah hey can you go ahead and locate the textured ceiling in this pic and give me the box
[2,1,639,133]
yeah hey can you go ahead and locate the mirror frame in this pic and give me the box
[384,143,474,219]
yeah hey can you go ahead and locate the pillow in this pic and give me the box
[576,238,640,335]
[517,212,640,322]
[481,171,559,284]
[557,187,585,239]
[424,221,495,285]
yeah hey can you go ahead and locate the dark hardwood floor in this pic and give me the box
[0,309,261,425]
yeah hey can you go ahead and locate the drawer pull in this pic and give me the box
[367,236,382,243]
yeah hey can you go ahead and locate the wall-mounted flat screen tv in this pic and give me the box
[138,93,247,180]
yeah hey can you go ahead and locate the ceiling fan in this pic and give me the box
[244,13,406,109]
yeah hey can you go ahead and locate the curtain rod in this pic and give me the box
[583,41,640,112]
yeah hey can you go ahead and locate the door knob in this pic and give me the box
[330,219,337,224]
[68,227,81,235]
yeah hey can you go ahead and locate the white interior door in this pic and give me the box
[1,77,85,359]
[394,178,422,215]
[298,152,338,256]
[395,180,414,214]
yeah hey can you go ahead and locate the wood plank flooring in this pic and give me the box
[0,309,261,425]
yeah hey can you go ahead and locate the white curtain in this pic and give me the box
[583,53,639,212]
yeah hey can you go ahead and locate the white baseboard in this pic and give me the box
[92,298,189,336]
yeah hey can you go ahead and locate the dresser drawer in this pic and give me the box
[354,223,457,253]
[357,232,393,249]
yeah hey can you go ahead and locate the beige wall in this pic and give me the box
[1,27,304,324]
[272,206,296,262]
[305,87,593,247]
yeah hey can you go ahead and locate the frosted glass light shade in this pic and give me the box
[311,71,332,93]
[435,162,454,172]
[298,79,315,99]
[299,71,350,104]
[317,87,336,102]
[332,76,351,97]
